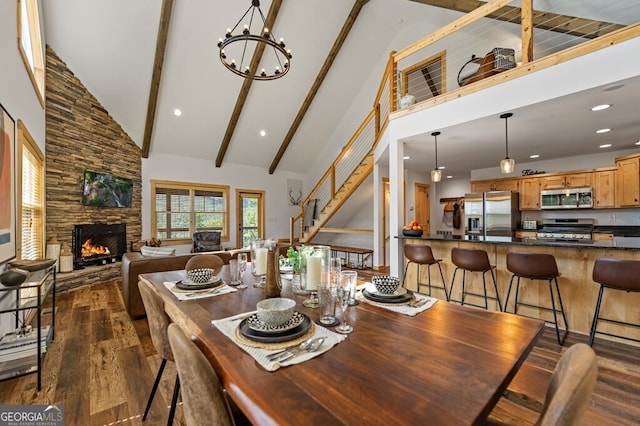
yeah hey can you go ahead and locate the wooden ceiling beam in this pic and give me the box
[215,0,283,168]
[141,0,174,158]
[268,0,370,174]
[409,0,623,39]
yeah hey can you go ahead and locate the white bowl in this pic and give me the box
[256,298,296,327]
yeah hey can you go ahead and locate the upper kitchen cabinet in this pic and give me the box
[470,178,520,193]
[616,154,640,207]
[520,177,541,210]
[541,172,592,190]
[593,168,616,209]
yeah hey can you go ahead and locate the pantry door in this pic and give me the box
[414,182,430,235]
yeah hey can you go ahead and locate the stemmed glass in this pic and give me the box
[336,271,357,334]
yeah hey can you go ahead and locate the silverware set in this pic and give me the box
[408,298,429,308]
[183,287,222,297]
[266,337,325,362]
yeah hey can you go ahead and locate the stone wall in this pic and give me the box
[45,46,141,288]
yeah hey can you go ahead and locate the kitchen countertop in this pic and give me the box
[397,234,640,250]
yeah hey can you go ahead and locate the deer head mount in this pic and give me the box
[289,188,302,205]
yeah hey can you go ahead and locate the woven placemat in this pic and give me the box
[361,294,416,307]
[233,321,316,349]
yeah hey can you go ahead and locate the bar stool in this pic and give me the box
[402,244,449,300]
[589,258,640,346]
[505,252,568,345]
[449,248,502,311]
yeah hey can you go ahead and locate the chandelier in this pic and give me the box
[217,0,292,81]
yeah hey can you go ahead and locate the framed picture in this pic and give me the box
[0,103,16,265]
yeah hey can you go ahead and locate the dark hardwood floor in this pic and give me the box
[1,278,639,425]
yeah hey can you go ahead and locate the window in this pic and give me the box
[17,120,44,260]
[400,50,446,104]
[17,0,45,108]
[151,180,230,244]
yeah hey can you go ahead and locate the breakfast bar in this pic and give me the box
[399,235,640,343]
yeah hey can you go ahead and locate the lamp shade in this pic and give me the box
[500,158,515,174]
[431,169,442,182]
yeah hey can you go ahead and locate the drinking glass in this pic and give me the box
[336,271,357,334]
[251,239,267,288]
[229,259,242,285]
[237,252,248,277]
[330,257,341,286]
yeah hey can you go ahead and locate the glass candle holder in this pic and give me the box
[302,245,331,308]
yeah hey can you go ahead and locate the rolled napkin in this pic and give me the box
[357,282,437,316]
[163,281,237,301]
[212,311,347,372]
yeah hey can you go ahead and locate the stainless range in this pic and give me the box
[536,218,594,241]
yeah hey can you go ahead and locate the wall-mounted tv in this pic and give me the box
[82,170,133,208]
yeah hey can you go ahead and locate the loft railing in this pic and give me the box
[290,0,640,243]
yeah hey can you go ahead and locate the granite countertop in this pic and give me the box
[397,234,640,250]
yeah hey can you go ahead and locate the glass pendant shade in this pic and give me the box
[431,169,442,182]
[499,113,515,174]
[500,158,515,174]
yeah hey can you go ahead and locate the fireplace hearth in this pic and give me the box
[73,223,126,269]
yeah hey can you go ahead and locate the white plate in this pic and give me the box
[364,282,407,298]
[246,311,305,334]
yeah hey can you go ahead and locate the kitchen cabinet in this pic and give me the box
[470,178,519,193]
[616,155,640,207]
[541,172,592,189]
[520,177,541,210]
[593,169,615,208]
[592,232,614,241]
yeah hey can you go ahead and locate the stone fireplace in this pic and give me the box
[72,224,127,269]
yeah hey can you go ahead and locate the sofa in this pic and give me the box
[120,250,230,318]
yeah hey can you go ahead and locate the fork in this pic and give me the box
[184,287,222,298]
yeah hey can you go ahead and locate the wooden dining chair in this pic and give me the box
[536,343,598,425]
[185,254,225,275]
[167,323,234,426]
[138,281,180,425]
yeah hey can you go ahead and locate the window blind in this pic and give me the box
[21,141,44,259]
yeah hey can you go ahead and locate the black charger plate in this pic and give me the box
[362,288,413,304]
[176,278,224,291]
[239,313,312,343]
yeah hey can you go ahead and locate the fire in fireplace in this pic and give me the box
[73,223,126,268]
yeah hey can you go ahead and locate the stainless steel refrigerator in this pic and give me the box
[464,191,520,237]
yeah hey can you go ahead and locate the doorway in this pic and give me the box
[236,189,265,248]
[382,177,407,268]
[414,182,430,235]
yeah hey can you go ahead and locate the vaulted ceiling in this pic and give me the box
[41,1,640,178]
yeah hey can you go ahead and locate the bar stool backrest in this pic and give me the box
[592,258,640,291]
[404,244,437,265]
[138,281,174,362]
[507,252,559,280]
[451,248,491,272]
[536,343,597,426]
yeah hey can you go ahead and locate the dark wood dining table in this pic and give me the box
[140,266,545,425]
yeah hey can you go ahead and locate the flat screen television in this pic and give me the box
[82,170,133,208]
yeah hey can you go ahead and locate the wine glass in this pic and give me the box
[336,271,357,334]
[251,239,267,288]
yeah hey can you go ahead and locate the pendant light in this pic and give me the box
[500,113,515,174]
[431,131,442,182]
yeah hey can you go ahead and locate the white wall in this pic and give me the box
[1,1,47,336]
[141,153,306,250]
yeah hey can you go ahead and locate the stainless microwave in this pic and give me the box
[540,187,593,209]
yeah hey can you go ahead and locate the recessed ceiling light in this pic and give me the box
[438,166,445,170]
[599,144,612,148]
[403,156,410,160]
[529,154,540,159]
[595,128,611,134]
[590,104,611,111]
[173,108,182,117]
[635,139,640,146]
[259,130,266,137]
[446,175,453,179]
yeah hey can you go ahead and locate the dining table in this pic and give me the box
[139,265,545,425]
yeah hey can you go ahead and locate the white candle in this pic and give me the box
[255,247,268,275]
[306,256,322,291]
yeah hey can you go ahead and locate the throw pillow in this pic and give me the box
[141,246,176,257]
